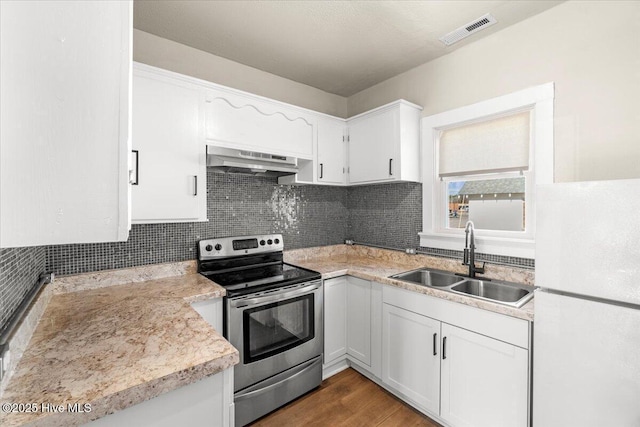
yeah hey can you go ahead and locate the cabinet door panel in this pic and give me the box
[382,304,440,415]
[0,1,131,247]
[348,109,397,184]
[317,117,345,184]
[323,277,347,364]
[346,277,371,365]
[132,72,205,223]
[440,323,528,427]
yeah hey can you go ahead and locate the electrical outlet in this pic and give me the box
[405,248,416,255]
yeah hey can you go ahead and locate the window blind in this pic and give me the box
[439,111,531,177]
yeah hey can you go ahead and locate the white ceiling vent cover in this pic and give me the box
[440,13,498,46]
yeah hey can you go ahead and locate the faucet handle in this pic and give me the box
[476,261,486,274]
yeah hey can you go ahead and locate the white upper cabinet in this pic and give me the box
[347,100,422,185]
[317,116,346,185]
[131,64,207,223]
[0,1,132,248]
[204,89,314,159]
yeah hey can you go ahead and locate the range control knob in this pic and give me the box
[260,240,266,246]
[267,239,273,245]
[214,244,222,251]
[274,238,280,244]
[205,245,213,252]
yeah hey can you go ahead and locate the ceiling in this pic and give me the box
[133,1,564,97]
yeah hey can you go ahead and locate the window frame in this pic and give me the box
[420,83,554,258]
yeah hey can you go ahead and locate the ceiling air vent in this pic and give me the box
[440,13,497,46]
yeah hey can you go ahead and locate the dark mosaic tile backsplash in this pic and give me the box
[0,246,46,333]
[2,174,533,333]
[347,181,422,250]
[46,172,349,276]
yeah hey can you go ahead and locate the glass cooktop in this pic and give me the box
[201,263,321,297]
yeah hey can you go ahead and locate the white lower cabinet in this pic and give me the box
[346,277,371,365]
[323,276,381,378]
[325,279,531,426]
[382,303,440,415]
[381,285,530,427]
[440,323,528,427]
[323,276,348,364]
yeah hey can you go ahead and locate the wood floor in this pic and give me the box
[250,368,442,427]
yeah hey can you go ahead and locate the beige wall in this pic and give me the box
[133,29,347,118]
[347,1,640,182]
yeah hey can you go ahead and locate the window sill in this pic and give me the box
[419,231,535,259]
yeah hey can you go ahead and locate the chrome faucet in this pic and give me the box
[463,221,485,278]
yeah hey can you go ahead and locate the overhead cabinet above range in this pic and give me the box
[204,88,315,160]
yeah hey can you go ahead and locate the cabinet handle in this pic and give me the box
[389,158,393,176]
[193,175,198,196]
[442,336,447,360]
[433,333,437,356]
[319,163,324,179]
[130,150,139,185]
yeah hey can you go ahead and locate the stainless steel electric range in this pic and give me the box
[198,234,323,427]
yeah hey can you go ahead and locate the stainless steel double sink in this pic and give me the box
[389,268,534,308]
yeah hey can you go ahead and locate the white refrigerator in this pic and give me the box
[534,178,640,426]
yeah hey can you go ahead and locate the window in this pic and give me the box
[420,83,554,258]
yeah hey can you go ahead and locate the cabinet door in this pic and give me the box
[132,69,206,223]
[317,117,345,184]
[440,323,528,427]
[346,277,371,365]
[204,93,314,159]
[382,303,441,415]
[347,108,397,184]
[0,1,131,247]
[323,277,347,364]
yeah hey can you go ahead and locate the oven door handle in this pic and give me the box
[229,281,322,308]
[234,356,322,402]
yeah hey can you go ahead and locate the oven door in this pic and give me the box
[227,280,323,391]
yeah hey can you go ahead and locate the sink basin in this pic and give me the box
[391,269,464,287]
[390,268,535,308]
[451,279,534,308]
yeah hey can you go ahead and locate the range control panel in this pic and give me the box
[198,234,284,260]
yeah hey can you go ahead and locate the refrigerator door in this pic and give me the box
[536,179,640,304]
[533,291,640,426]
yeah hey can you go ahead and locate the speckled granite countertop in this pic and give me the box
[285,245,535,321]
[0,265,238,427]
